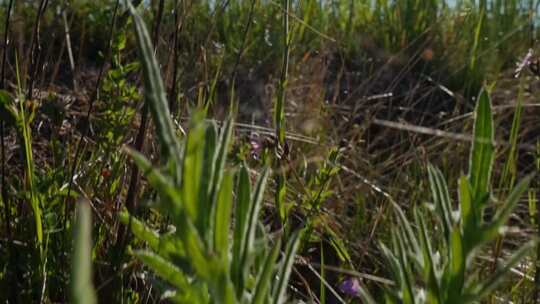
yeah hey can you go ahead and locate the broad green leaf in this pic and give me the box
[71,198,97,304]
[468,89,494,208]
[197,122,217,238]
[182,113,206,222]
[273,229,303,304]
[176,214,213,281]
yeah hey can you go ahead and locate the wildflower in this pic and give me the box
[249,134,262,160]
[339,277,361,297]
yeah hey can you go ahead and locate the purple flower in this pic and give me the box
[249,135,263,159]
[339,277,361,297]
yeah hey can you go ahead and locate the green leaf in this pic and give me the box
[124,147,183,222]
[415,209,441,304]
[119,210,184,260]
[231,163,252,295]
[253,238,281,304]
[468,89,494,208]
[134,250,190,290]
[392,201,421,262]
[428,164,453,238]
[459,175,477,255]
[197,121,217,238]
[182,113,206,222]
[134,250,207,303]
[240,168,270,284]
[127,2,182,165]
[71,198,97,304]
[445,226,465,303]
[478,174,534,245]
[394,225,415,304]
[273,229,303,304]
[208,118,234,249]
[214,170,234,262]
[275,173,287,224]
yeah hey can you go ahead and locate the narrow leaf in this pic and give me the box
[71,198,97,304]
[273,229,303,304]
[253,238,281,304]
[128,2,182,163]
[214,170,234,261]
[231,163,252,294]
[468,89,494,207]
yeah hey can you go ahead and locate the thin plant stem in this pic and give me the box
[26,0,49,100]
[168,0,182,115]
[1,0,14,244]
[63,0,120,226]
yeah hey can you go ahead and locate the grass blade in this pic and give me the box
[240,168,270,281]
[428,164,453,238]
[253,238,281,304]
[273,229,303,304]
[469,239,537,300]
[71,198,96,304]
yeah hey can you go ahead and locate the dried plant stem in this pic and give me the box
[26,0,49,100]
[168,0,183,115]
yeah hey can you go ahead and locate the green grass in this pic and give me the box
[0,0,539,302]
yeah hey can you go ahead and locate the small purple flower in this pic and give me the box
[249,134,263,159]
[339,277,361,297]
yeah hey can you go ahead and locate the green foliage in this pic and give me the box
[0,84,43,256]
[378,89,536,304]
[119,4,303,302]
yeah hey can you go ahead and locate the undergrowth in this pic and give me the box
[0,0,539,303]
